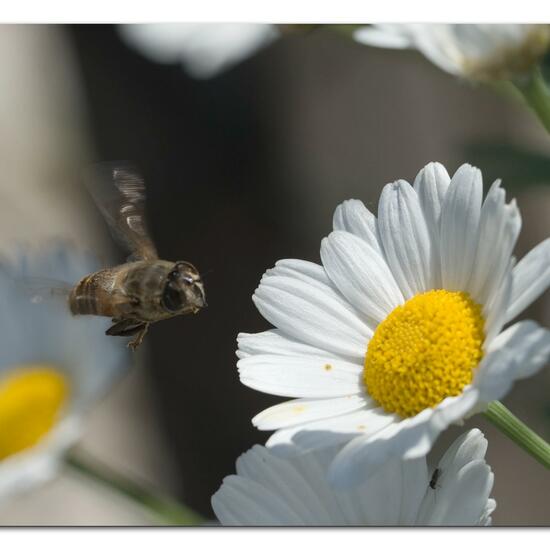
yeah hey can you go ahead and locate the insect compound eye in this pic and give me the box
[162,282,184,312]
[168,269,180,281]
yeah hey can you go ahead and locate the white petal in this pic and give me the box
[354,25,414,49]
[483,268,512,347]
[451,24,533,59]
[352,458,407,525]
[214,428,495,526]
[237,329,341,360]
[489,321,550,378]
[328,389,479,488]
[351,457,428,525]
[377,180,433,298]
[253,272,371,359]
[267,408,397,454]
[120,23,278,79]
[420,460,493,525]
[396,458,431,524]
[467,180,521,306]
[479,499,497,526]
[332,199,382,253]
[411,25,465,75]
[473,349,514,403]
[438,428,488,471]
[252,395,371,430]
[413,162,451,288]
[328,410,433,489]
[413,162,451,228]
[476,321,550,401]
[212,475,304,525]
[0,416,81,504]
[235,446,333,524]
[321,231,404,324]
[262,258,373,326]
[440,164,483,291]
[238,354,362,398]
[505,238,550,322]
[409,430,491,525]
[265,258,333,290]
[355,24,544,80]
[284,447,350,524]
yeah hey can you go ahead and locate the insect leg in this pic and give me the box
[127,322,149,350]
[106,318,146,337]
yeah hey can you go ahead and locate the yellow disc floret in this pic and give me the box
[0,365,69,460]
[364,290,484,418]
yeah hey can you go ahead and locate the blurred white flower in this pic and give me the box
[354,24,550,82]
[0,243,128,504]
[238,161,550,487]
[212,428,495,526]
[119,23,278,79]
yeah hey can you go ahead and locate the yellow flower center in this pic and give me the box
[364,290,484,418]
[0,365,69,460]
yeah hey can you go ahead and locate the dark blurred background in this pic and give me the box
[0,24,548,525]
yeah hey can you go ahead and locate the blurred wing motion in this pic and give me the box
[16,277,72,304]
[83,163,158,261]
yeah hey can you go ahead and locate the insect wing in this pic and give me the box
[84,163,158,261]
[15,276,72,305]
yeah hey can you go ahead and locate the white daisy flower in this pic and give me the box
[354,24,550,82]
[212,428,496,526]
[0,243,128,504]
[119,23,278,79]
[238,161,550,487]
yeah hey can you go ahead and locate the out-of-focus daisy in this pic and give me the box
[119,23,278,79]
[212,428,495,526]
[354,24,550,82]
[0,243,127,504]
[238,161,550,487]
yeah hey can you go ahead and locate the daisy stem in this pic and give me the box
[515,67,550,135]
[483,400,550,469]
[65,448,204,525]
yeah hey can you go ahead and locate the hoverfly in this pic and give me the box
[69,163,206,349]
[429,467,442,490]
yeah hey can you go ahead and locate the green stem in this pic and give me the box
[483,401,550,469]
[515,67,550,135]
[66,449,204,525]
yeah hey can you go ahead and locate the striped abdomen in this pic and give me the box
[69,268,120,317]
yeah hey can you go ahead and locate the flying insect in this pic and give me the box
[69,164,206,349]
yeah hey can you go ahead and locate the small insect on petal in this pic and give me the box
[429,467,442,490]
